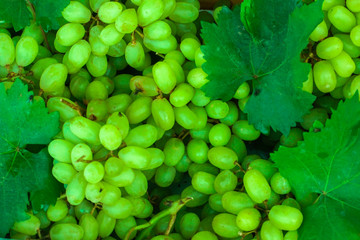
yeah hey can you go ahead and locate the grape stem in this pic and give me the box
[124,197,193,240]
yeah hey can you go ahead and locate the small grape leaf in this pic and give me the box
[200,0,323,135]
[271,95,360,240]
[0,0,32,32]
[0,80,61,237]
[0,0,69,32]
[30,0,70,32]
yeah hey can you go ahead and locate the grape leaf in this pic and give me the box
[31,0,70,32]
[0,0,69,32]
[271,95,360,240]
[0,80,61,237]
[200,0,323,135]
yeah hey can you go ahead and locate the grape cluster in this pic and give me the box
[0,0,340,239]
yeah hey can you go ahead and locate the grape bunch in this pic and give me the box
[0,0,344,239]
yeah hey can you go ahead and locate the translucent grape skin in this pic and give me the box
[243,169,271,203]
[268,205,303,231]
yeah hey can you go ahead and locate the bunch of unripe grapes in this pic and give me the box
[307,0,360,100]
[0,0,337,240]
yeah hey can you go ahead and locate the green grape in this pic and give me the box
[62,1,92,23]
[192,231,218,240]
[101,182,122,205]
[86,182,104,203]
[86,54,108,77]
[98,1,123,23]
[80,214,98,240]
[221,191,254,214]
[47,199,68,222]
[118,146,151,169]
[300,108,328,130]
[279,128,303,148]
[205,100,229,119]
[35,45,52,62]
[192,171,216,194]
[316,37,343,60]
[169,233,184,240]
[209,123,231,146]
[323,0,345,11]
[97,210,116,238]
[212,213,241,238]
[12,213,40,236]
[187,66,207,87]
[84,161,105,184]
[125,40,146,69]
[232,120,261,141]
[89,28,109,56]
[175,154,192,172]
[258,190,280,209]
[236,208,261,231]
[180,38,200,61]
[0,33,15,66]
[103,197,133,219]
[106,94,133,113]
[86,99,107,121]
[21,23,44,44]
[270,172,291,195]
[284,231,298,240]
[113,74,132,94]
[351,26,360,48]
[334,33,360,58]
[70,116,101,145]
[260,221,283,240]
[143,35,178,54]
[35,210,51,229]
[153,61,177,94]
[115,216,137,239]
[165,60,185,84]
[115,9,138,33]
[282,198,301,210]
[130,76,159,96]
[99,124,122,150]
[151,235,175,240]
[127,196,153,218]
[247,159,276,181]
[209,193,225,212]
[244,169,271,203]
[141,148,164,170]
[104,164,135,187]
[170,83,195,107]
[124,124,158,148]
[191,88,211,107]
[107,39,126,57]
[125,96,152,124]
[66,171,87,205]
[54,215,77,225]
[347,0,360,12]
[40,63,68,93]
[30,57,58,81]
[50,223,84,240]
[123,169,147,196]
[137,0,164,26]
[328,6,356,33]
[152,98,175,130]
[174,105,198,129]
[54,38,70,53]
[190,123,212,142]
[269,205,303,231]
[107,112,130,138]
[181,185,209,207]
[208,146,238,170]
[169,2,199,23]
[155,164,176,187]
[186,139,208,164]
[48,139,74,163]
[160,0,176,19]
[165,50,186,65]
[68,40,91,69]
[220,101,239,126]
[47,97,81,122]
[238,96,249,112]
[144,20,172,40]
[214,170,237,194]
[56,23,85,46]
[15,36,38,67]
[188,162,219,177]
[309,20,328,42]
[164,138,185,166]
[233,82,250,99]
[329,51,355,77]
[62,120,84,144]
[179,213,200,238]
[190,104,208,129]
[226,135,247,162]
